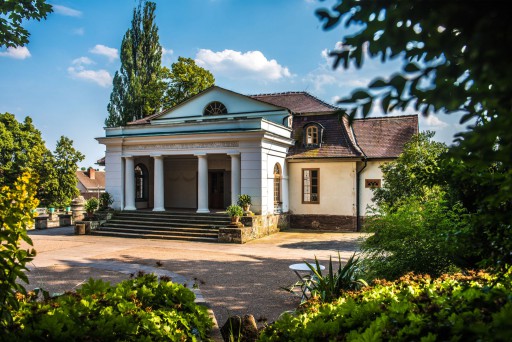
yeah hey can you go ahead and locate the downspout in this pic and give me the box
[356,157,367,232]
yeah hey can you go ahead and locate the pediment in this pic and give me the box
[154,86,286,121]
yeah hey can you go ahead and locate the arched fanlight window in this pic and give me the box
[306,125,319,144]
[203,101,228,116]
[135,164,148,200]
[274,163,282,211]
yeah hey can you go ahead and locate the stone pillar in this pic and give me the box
[282,163,289,213]
[196,153,210,213]
[228,153,241,205]
[124,156,136,210]
[153,155,165,211]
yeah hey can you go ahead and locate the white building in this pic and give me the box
[97,86,417,231]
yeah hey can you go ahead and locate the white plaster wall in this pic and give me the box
[104,148,123,210]
[289,161,357,216]
[164,158,197,209]
[240,150,263,214]
[359,160,387,215]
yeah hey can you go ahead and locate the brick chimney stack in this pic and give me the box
[88,167,96,180]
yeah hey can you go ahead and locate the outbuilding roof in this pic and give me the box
[250,91,339,114]
[76,168,105,191]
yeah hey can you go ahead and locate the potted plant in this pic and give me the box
[84,197,99,219]
[237,194,252,212]
[99,191,114,210]
[226,204,243,224]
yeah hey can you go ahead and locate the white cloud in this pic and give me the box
[72,27,85,36]
[53,5,82,17]
[90,44,118,62]
[195,49,292,81]
[422,115,449,128]
[0,46,31,59]
[68,57,112,87]
[162,47,173,57]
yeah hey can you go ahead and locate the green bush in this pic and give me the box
[226,204,243,218]
[260,270,512,341]
[99,191,114,209]
[0,173,38,328]
[237,194,252,207]
[84,197,99,213]
[361,189,472,281]
[5,273,213,341]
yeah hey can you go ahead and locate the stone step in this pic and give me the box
[94,210,229,242]
[91,229,218,242]
[101,222,219,233]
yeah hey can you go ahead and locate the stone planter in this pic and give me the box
[74,220,99,235]
[34,216,48,229]
[74,223,86,235]
[58,214,72,227]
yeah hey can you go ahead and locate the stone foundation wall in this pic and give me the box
[289,214,357,231]
[219,214,289,243]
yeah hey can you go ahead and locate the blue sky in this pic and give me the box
[0,0,467,168]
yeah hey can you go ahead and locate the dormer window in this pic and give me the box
[303,123,324,146]
[306,126,319,144]
[203,101,227,116]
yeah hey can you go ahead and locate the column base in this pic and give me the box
[196,208,210,213]
[153,207,165,212]
[124,206,136,211]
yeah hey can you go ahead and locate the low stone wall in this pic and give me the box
[218,214,289,244]
[289,214,357,231]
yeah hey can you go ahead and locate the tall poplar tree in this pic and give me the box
[105,1,167,127]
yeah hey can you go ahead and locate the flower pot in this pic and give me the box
[231,216,240,224]
[66,206,71,213]
[48,207,55,214]
[243,204,251,212]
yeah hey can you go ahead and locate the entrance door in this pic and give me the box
[209,171,224,209]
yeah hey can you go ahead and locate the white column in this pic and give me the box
[282,162,289,213]
[196,153,210,213]
[228,153,241,205]
[124,156,136,210]
[152,155,165,211]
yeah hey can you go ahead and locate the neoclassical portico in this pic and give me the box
[121,151,243,214]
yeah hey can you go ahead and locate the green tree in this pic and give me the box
[0,173,38,327]
[0,113,51,188]
[317,1,512,270]
[372,131,448,210]
[164,57,215,107]
[0,0,52,48]
[44,136,84,208]
[105,0,167,127]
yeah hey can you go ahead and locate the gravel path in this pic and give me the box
[24,227,365,330]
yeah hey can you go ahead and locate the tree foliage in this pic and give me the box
[105,0,167,127]
[43,136,84,208]
[0,113,51,189]
[0,0,52,48]
[317,0,512,271]
[0,173,38,328]
[164,57,215,108]
[372,131,448,210]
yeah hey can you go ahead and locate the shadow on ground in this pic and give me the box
[279,240,361,252]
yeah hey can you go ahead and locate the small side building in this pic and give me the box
[76,167,106,200]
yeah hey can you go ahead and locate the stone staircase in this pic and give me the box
[92,211,231,242]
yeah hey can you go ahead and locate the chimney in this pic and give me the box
[88,167,96,180]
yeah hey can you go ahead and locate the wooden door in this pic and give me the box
[209,171,224,209]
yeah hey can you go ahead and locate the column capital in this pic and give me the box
[150,154,163,159]
[195,152,208,158]
[227,152,240,157]
[122,155,134,160]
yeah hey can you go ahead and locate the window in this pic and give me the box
[306,126,318,144]
[135,164,148,200]
[302,169,319,204]
[203,101,227,116]
[274,163,282,210]
[365,179,381,188]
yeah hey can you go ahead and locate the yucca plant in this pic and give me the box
[304,253,367,303]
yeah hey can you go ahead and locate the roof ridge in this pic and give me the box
[354,114,418,121]
[249,91,340,111]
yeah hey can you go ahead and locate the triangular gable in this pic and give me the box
[154,86,287,121]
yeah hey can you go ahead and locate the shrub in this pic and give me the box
[5,273,213,341]
[286,253,367,303]
[99,191,114,209]
[0,173,38,328]
[260,270,512,341]
[226,204,243,218]
[361,189,472,281]
[84,197,99,213]
[237,194,252,207]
